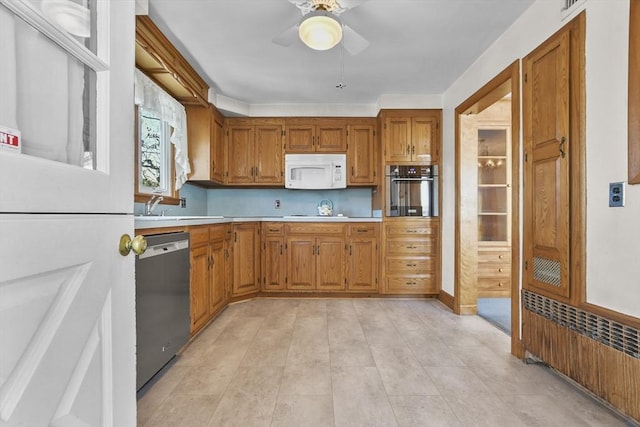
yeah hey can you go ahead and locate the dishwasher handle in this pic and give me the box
[138,239,189,260]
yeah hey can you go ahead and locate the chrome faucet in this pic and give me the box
[144,194,164,216]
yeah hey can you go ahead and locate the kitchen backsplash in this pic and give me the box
[134,184,374,217]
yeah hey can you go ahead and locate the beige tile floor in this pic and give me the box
[137,298,633,427]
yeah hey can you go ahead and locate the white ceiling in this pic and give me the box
[148,0,534,110]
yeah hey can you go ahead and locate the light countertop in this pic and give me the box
[134,215,382,229]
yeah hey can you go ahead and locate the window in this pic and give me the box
[138,108,172,195]
[133,69,189,205]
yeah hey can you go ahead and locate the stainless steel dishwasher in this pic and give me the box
[135,232,190,390]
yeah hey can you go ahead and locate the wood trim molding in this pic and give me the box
[629,0,640,184]
[437,290,454,311]
[454,60,521,356]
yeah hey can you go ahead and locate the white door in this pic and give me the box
[0,1,136,426]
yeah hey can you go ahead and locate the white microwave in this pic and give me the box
[285,153,347,189]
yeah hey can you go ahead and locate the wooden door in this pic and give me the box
[316,121,347,152]
[227,125,254,184]
[286,236,316,290]
[348,124,376,185]
[190,244,210,333]
[523,30,571,299]
[285,124,314,152]
[0,3,136,425]
[232,223,260,296]
[384,116,411,162]
[412,116,436,162]
[209,239,225,312]
[263,236,285,291]
[211,110,226,183]
[316,237,346,290]
[254,124,283,184]
[348,238,378,292]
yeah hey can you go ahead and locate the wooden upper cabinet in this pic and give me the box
[135,16,208,107]
[226,119,284,185]
[285,118,347,152]
[186,104,225,184]
[380,110,441,163]
[347,121,377,186]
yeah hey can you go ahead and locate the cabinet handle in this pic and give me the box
[269,228,279,232]
[406,263,417,267]
[349,245,352,255]
[559,136,566,158]
[498,282,504,287]
[411,145,415,154]
[498,255,503,259]
[406,144,410,155]
[406,245,417,249]
[498,268,503,272]
[312,245,316,255]
[406,281,417,286]
[406,229,418,233]
[352,166,355,177]
[317,245,320,255]
[356,228,368,233]
[280,244,283,255]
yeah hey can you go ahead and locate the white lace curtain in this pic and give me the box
[134,69,190,190]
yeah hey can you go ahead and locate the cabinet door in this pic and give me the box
[227,126,254,183]
[233,223,260,296]
[190,244,210,334]
[316,237,346,290]
[211,113,225,183]
[255,125,283,184]
[348,238,378,292]
[285,124,315,152]
[263,235,285,291]
[524,30,571,299]
[316,122,347,152]
[384,116,411,162]
[287,236,316,290]
[348,124,376,185]
[209,239,225,312]
[412,116,436,162]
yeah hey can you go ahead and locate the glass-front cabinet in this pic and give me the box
[477,127,510,244]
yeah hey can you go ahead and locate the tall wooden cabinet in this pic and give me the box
[226,119,284,185]
[262,222,286,291]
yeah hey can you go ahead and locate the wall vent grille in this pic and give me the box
[523,290,639,359]
[533,257,561,287]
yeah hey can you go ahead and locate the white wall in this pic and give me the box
[441,0,640,318]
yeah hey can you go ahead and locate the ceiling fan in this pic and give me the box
[273,0,370,55]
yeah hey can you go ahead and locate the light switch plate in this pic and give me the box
[609,182,625,207]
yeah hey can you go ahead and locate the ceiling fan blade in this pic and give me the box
[272,24,299,46]
[336,0,370,12]
[342,24,369,55]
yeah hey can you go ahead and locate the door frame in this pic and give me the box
[454,61,523,358]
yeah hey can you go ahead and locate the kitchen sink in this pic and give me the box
[135,215,224,221]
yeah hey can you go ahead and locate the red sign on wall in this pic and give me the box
[0,125,21,153]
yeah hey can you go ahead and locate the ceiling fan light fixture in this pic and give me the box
[298,10,342,51]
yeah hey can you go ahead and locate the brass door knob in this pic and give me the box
[119,234,147,256]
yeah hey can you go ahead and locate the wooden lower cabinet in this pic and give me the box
[382,218,439,294]
[232,222,261,296]
[189,224,230,335]
[262,223,285,291]
[347,224,379,292]
[477,246,511,297]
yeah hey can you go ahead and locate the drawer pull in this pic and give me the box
[406,281,417,285]
[406,245,417,249]
[498,268,503,272]
[268,228,280,232]
[406,229,418,233]
[498,282,504,287]
[406,263,417,267]
[498,255,503,259]
[356,228,369,233]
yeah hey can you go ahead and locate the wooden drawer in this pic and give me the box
[385,223,436,237]
[478,263,510,278]
[477,277,510,297]
[478,249,510,264]
[209,224,226,241]
[286,223,346,235]
[189,226,209,247]
[348,223,378,236]
[385,276,436,294]
[386,239,435,256]
[263,222,284,235]
[386,257,433,274]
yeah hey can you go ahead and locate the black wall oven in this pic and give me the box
[386,165,438,217]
